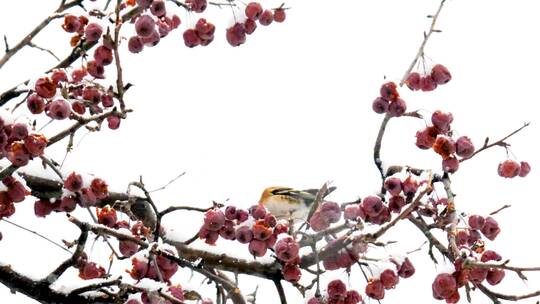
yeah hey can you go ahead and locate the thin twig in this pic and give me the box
[1,218,71,254]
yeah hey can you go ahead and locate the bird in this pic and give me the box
[258,186,336,221]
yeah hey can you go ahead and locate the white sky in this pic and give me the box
[1,0,540,303]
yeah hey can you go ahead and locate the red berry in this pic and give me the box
[250,205,267,219]
[415,126,439,149]
[252,222,272,241]
[481,250,502,262]
[388,195,406,213]
[365,279,385,300]
[235,226,253,244]
[405,72,421,91]
[420,75,438,91]
[94,45,113,66]
[344,204,359,220]
[397,257,415,278]
[62,15,81,33]
[58,196,77,212]
[486,269,505,285]
[264,214,277,227]
[219,220,236,240]
[7,143,30,167]
[498,159,521,178]
[309,210,330,231]
[107,115,121,130]
[90,178,108,199]
[402,176,419,197]
[23,133,47,157]
[431,64,452,85]
[79,188,97,207]
[380,269,399,289]
[35,77,57,99]
[259,10,274,26]
[10,123,28,140]
[198,227,219,245]
[195,18,215,40]
[65,172,83,192]
[273,9,286,22]
[469,267,488,283]
[244,19,257,35]
[380,82,399,102]
[34,199,54,217]
[431,273,457,300]
[27,94,45,114]
[372,97,389,114]
[345,290,362,304]
[79,262,106,280]
[456,229,469,246]
[186,0,207,12]
[519,161,531,177]
[85,23,103,42]
[119,240,139,257]
[236,209,249,223]
[183,29,201,48]
[282,264,301,282]
[224,205,237,220]
[361,196,383,217]
[320,201,341,223]
[433,135,456,159]
[226,23,246,47]
[245,2,263,20]
[51,70,68,84]
[384,177,402,196]
[86,60,105,79]
[97,206,117,227]
[136,15,156,38]
[327,279,347,298]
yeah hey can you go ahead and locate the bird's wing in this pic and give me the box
[302,186,337,198]
[270,187,316,205]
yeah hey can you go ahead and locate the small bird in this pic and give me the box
[258,186,336,221]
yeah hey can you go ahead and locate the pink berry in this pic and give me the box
[275,236,299,262]
[195,18,215,40]
[136,15,156,38]
[345,290,362,304]
[402,176,419,197]
[85,23,103,42]
[467,229,481,246]
[248,239,267,257]
[250,205,267,219]
[225,205,237,220]
[519,161,531,177]
[468,215,485,230]
[64,172,83,192]
[186,0,207,12]
[198,227,219,245]
[245,2,263,20]
[372,97,389,114]
[456,229,469,246]
[259,10,274,26]
[309,211,330,231]
[34,199,54,217]
[344,204,359,220]
[431,110,453,133]
[388,195,406,213]
[79,262,106,280]
[219,221,236,240]
[141,29,160,46]
[51,70,68,84]
[90,178,108,199]
[388,98,407,117]
[150,0,166,17]
[365,279,385,300]
[320,201,341,223]
[455,136,475,158]
[47,99,71,120]
[235,226,253,244]
[171,15,181,28]
[226,23,246,47]
[71,69,87,83]
[94,45,113,66]
[264,214,277,227]
[128,36,144,53]
[361,196,383,217]
[204,209,226,231]
[384,177,402,196]
[10,123,28,140]
[498,159,521,178]
[107,115,121,130]
[469,267,488,283]
[58,196,77,212]
[236,209,249,223]
[442,156,459,173]
[481,216,500,241]
[405,72,421,91]
[431,64,452,85]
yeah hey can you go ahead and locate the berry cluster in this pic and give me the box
[0,176,30,219]
[307,280,362,304]
[31,68,121,129]
[364,258,415,300]
[432,253,505,303]
[0,116,48,167]
[405,64,452,92]
[309,201,341,231]
[372,81,407,117]
[226,2,287,47]
[199,205,288,257]
[183,18,215,47]
[129,250,179,282]
[321,238,368,271]
[498,159,531,178]
[415,110,475,173]
[456,214,501,246]
[34,172,109,218]
[129,3,181,52]
[275,236,302,282]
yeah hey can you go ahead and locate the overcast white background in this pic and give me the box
[0,0,539,303]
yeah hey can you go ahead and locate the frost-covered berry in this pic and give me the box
[235,226,253,244]
[273,8,286,22]
[442,156,459,173]
[365,280,385,300]
[275,236,299,262]
[136,15,156,38]
[468,215,485,230]
[62,15,81,33]
[259,10,274,26]
[498,159,521,178]
[431,64,452,85]
[203,209,226,231]
[455,136,475,158]
[388,98,407,117]
[372,97,389,114]
[384,177,402,196]
[432,135,456,159]
[150,0,166,17]
[226,23,246,47]
[85,23,103,42]
[405,72,421,91]
[431,110,453,133]
[35,77,56,99]
[481,217,500,241]
[380,269,399,289]
[27,94,45,114]
[128,36,144,53]
[519,161,531,177]
[245,2,263,20]
[248,239,267,257]
[47,99,71,120]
